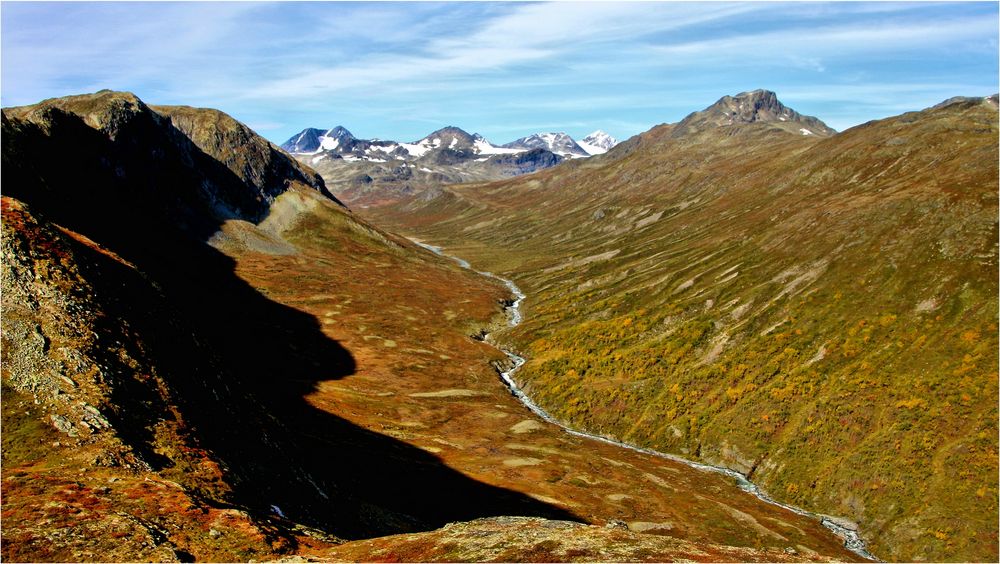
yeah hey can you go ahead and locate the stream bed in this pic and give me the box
[413,240,878,561]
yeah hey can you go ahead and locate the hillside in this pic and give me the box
[362,93,1000,562]
[2,91,863,562]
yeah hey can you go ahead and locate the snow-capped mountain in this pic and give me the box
[278,125,572,205]
[277,124,620,206]
[502,132,589,158]
[577,130,619,155]
[280,125,522,162]
[281,126,356,154]
[395,127,523,160]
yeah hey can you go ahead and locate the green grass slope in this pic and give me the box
[364,96,999,562]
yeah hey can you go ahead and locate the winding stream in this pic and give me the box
[413,240,877,561]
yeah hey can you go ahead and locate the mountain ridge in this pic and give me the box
[502,132,590,158]
[672,89,835,138]
[2,89,867,563]
[358,92,999,562]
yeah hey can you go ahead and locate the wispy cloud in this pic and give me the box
[248,2,764,101]
[651,16,997,58]
[2,2,997,143]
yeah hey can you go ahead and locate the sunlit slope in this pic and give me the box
[365,97,999,561]
[2,90,866,562]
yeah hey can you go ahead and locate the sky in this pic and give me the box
[2,1,998,145]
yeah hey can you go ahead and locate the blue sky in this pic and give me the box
[3,1,997,145]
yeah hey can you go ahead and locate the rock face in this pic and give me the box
[931,94,1000,110]
[280,126,356,153]
[3,90,338,225]
[673,89,835,137]
[489,147,565,175]
[1,91,350,560]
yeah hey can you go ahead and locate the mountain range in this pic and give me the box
[281,126,616,159]
[2,89,869,562]
[278,125,618,206]
[3,87,996,563]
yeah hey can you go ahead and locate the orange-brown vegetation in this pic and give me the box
[2,91,863,562]
[362,95,999,562]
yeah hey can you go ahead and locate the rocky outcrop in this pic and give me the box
[490,148,565,176]
[2,90,339,227]
[672,89,835,137]
[317,516,839,562]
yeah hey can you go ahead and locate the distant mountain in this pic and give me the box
[278,125,571,205]
[280,125,522,162]
[673,89,835,137]
[281,126,357,154]
[502,132,589,158]
[577,130,619,155]
[931,93,1000,110]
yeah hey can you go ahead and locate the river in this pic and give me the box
[412,240,877,562]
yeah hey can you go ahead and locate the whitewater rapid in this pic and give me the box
[412,239,877,561]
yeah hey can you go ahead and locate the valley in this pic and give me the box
[418,241,875,559]
[358,91,999,562]
[2,91,868,562]
[3,2,996,563]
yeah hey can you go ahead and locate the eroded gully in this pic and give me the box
[412,240,878,562]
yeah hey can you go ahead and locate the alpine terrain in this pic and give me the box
[362,89,1000,563]
[2,90,867,562]
[279,126,615,207]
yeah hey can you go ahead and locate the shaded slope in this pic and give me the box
[1,91,578,560]
[362,95,999,562]
[2,90,866,563]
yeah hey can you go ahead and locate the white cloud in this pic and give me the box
[245,2,764,101]
[651,16,997,60]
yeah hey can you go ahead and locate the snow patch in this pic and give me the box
[474,138,522,155]
[577,141,607,155]
[400,142,431,157]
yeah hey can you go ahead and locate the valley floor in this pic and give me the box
[216,197,865,561]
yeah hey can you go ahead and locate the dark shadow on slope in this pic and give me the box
[1,105,580,541]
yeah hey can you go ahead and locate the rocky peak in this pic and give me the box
[5,90,155,141]
[3,90,337,227]
[417,126,477,149]
[931,94,1000,111]
[582,130,617,148]
[579,130,619,155]
[502,132,589,157]
[673,89,835,137]
[281,126,356,154]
